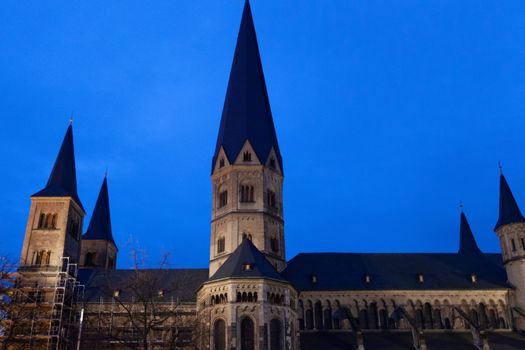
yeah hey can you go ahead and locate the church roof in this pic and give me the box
[458,211,481,254]
[212,0,283,173]
[282,252,507,291]
[32,124,84,211]
[78,268,209,303]
[208,238,286,282]
[495,174,525,230]
[82,176,116,246]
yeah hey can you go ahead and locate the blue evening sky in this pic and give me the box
[1,1,525,268]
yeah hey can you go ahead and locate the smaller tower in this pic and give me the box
[458,209,481,255]
[80,175,118,269]
[494,172,525,329]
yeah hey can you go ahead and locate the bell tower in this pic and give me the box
[19,123,85,268]
[493,171,525,329]
[209,0,285,276]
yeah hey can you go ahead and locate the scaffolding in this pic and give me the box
[5,256,84,350]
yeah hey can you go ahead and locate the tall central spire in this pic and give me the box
[212,0,282,172]
[32,124,84,211]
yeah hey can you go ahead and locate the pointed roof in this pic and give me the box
[495,174,525,230]
[458,211,481,254]
[32,124,84,211]
[82,176,116,247]
[208,238,285,282]
[212,0,283,173]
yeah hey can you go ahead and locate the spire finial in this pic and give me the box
[105,166,108,178]
[459,201,464,213]
[69,116,73,125]
[498,161,503,175]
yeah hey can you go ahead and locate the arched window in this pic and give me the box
[323,308,333,329]
[240,185,255,202]
[242,233,252,241]
[38,213,46,228]
[270,319,282,350]
[358,309,368,329]
[85,252,96,267]
[35,251,43,266]
[305,309,313,330]
[267,190,277,209]
[270,237,279,253]
[219,190,228,208]
[379,309,388,330]
[214,319,226,350]
[45,214,53,229]
[314,301,323,330]
[44,251,51,265]
[423,303,433,329]
[243,152,252,162]
[368,302,379,329]
[217,237,225,254]
[240,317,255,350]
[219,158,225,168]
[51,214,58,229]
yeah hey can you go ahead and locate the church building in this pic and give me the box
[7,1,525,349]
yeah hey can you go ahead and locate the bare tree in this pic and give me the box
[80,247,200,350]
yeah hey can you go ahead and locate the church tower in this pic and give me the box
[494,172,525,329]
[80,175,118,269]
[19,123,85,268]
[16,122,85,349]
[209,0,285,276]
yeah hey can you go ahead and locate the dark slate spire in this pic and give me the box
[32,124,84,211]
[212,0,283,172]
[458,211,481,254]
[83,176,116,246]
[209,238,285,282]
[495,174,525,230]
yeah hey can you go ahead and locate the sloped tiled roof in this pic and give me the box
[78,268,209,302]
[82,176,116,246]
[458,212,481,254]
[495,174,525,230]
[32,124,84,211]
[208,239,286,282]
[282,253,508,291]
[212,0,283,173]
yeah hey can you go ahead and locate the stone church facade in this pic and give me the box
[5,1,525,349]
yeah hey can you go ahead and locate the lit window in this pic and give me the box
[418,273,424,283]
[470,273,477,283]
[158,289,164,297]
[113,290,120,298]
[242,263,253,271]
[364,274,371,284]
[311,275,318,284]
